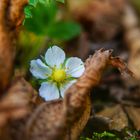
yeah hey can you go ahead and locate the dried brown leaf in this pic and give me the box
[125,106,140,130]
[122,4,140,81]
[0,77,36,128]
[0,0,28,92]
[97,105,128,131]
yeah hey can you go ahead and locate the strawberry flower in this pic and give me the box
[30,45,85,101]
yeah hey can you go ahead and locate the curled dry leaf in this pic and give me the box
[0,0,28,92]
[25,49,132,140]
[96,105,128,131]
[10,0,28,27]
[125,106,140,130]
[0,77,36,128]
[122,4,140,81]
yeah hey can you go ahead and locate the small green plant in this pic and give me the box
[124,130,139,140]
[80,130,140,140]
[24,0,81,41]
[92,131,120,140]
[80,131,120,140]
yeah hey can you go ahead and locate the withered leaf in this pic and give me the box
[125,106,140,130]
[0,0,28,92]
[0,77,36,128]
[122,4,140,81]
[96,105,128,131]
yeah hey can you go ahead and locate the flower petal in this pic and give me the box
[45,46,65,68]
[65,57,85,78]
[30,59,52,79]
[60,80,77,98]
[39,82,59,101]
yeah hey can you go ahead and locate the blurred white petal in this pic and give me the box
[30,59,52,79]
[39,82,59,101]
[45,46,65,68]
[65,57,85,78]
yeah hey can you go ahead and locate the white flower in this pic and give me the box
[30,45,85,101]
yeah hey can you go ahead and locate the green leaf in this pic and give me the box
[24,2,58,35]
[29,0,38,7]
[39,0,46,4]
[80,137,92,140]
[24,0,80,40]
[56,0,65,3]
[46,0,51,4]
[46,21,81,40]
[24,0,65,20]
[24,6,33,18]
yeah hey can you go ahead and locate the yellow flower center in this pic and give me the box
[52,69,66,83]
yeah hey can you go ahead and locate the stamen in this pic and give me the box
[52,69,66,83]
